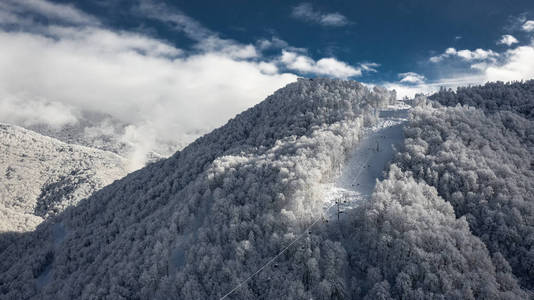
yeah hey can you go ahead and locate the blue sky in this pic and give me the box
[3,0,534,93]
[1,0,534,163]
[53,0,534,85]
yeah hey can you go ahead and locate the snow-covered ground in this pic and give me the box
[0,123,129,232]
[324,100,410,218]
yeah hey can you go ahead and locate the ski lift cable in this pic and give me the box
[220,136,378,300]
[219,208,332,300]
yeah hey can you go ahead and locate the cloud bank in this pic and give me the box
[0,27,299,169]
[0,0,373,170]
[430,47,499,63]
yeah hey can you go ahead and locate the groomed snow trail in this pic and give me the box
[324,100,410,217]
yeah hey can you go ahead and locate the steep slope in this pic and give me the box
[0,79,526,299]
[0,123,129,233]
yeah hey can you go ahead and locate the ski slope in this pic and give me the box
[324,100,410,217]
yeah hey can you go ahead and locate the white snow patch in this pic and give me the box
[324,101,410,217]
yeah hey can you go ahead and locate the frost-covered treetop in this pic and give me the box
[184,78,395,154]
[429,79,534,119]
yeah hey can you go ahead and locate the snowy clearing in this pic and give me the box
[324,100,410,217]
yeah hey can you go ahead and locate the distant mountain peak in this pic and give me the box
[0,123,128,233]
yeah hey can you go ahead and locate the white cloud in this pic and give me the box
[280,50,361,78]
[0,0,376,170]
[0,23,297,169]
[388,38,534,98]
[135,0,259,59]
[1,0,98,25]
[470,62,489,71]
[382,18,534,99]
[0,95,78,129]
[382,83,435,99]
[0,9,32,26]
[429,48,454,62]
[135,0,211,41]
[257,37,289,50]
[485,45,534,81]
[398,72,425,84]
[498,34,519,46]
[360,62,380,73]
[257,62,279,75]
[196,37,258,59]
[383,75,486,99]
[48,26,182,57]
[291,3,349,27]
[430,47,499,63]
[319,13,348,26]
[431,43,534,86]
[522,20,534,32]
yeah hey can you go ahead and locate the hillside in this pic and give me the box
[0,79,530,299]
[398,87,534,290]
[0,123,129,234]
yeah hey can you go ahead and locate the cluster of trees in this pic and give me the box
[429,80,534,119]
[339,165,526,299]
[0,79,396,299]
[396,99,534,291]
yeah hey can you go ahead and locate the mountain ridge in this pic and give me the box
[0,79,530,299]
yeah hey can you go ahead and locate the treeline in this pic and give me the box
[429,80,534,119]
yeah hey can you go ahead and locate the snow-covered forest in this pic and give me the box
[0,79,533,299]
[0,124,128,236]
[429,80,534,119]
[397,86,534,291]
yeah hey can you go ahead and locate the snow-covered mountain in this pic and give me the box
[25,111,178,167]
[25,111,131,156]
[0,123,128,234]
[0,79,531,299]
